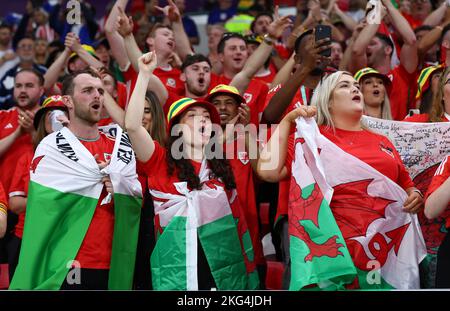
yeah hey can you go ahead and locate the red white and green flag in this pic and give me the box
[289,118,426,290]
[150,161,259,290]
[9,126,142,290]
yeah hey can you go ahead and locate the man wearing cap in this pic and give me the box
[7,95,68,282]
[0,37,47,110]
[125,52,259,290]
[205,84,265,283]
[244,34,276,87]
[354,67,393,119]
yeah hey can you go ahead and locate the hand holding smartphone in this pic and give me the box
[314,24,332,57]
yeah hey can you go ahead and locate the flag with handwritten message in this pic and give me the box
[362,116,450,287]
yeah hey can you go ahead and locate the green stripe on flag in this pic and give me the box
[199,214,254,290]
[10,181,98,290]
[108,193,142,290]
[151,216,188,290]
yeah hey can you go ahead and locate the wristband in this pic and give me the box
[263,33,275,46]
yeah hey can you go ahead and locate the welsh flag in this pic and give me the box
[150,161,259,290]
[289,118,426,290]
[10,126,142,290]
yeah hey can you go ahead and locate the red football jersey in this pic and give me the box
[426,155,450,228]
[74,132,116,269]
[210,74,269,126]
[226,139,264,265]
[387,65,418,121]
[0,108,33,193]
[9,151,33,239]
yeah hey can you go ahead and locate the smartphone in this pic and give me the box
[314,24,332,57]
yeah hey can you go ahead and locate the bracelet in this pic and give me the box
[263,33,275,46]
[0,203,7,215]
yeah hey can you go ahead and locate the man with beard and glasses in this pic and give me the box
[0,37,46,110]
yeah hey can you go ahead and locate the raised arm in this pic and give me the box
[230,7,292,95]
[125,52,157,162]
[270,52,295,88]
[261,36,329,124]
[104,0,131,70]
[350,21,378,73]
[43,34,74,93]
[156,0,193,61]
[381,0,418,73]
[71,36,104,69]
[117,7,142,72]
[257,106,316,182]
[423,2,448,27]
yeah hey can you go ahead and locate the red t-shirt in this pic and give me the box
[9,150,33,239]
[122,63,184,97]
[226,139,264,265]
[0,108,33,193]
[403,13,423,29]
[426,155,450,228]
[276,126,414,221]
[253,67,276,87]
[74,132,116,270]
[210,74,268,126]
[263,83,311,123]
[403,113,450,122]
[387,65,418,121]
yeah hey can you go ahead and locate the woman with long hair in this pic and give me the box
[125,52,258,290]
[256,71,423,289]
[354,67,392,120]
[7,95,69,282]
[405,65,450,122]
[133,90,166,290]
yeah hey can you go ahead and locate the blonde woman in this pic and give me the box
[256,70,423,288]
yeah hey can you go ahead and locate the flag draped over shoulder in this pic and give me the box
[150,161,259,290]
[10,126,142,290]
[289,118,426,290]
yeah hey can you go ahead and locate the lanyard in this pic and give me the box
[300,86,308,106]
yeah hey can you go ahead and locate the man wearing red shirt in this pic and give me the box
[29,69,116,289]
[205,84,265,276]
[0,69,44,194]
